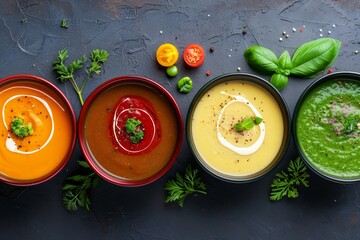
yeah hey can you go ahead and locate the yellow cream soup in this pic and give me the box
[191,81,284,177]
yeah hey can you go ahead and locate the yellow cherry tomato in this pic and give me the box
[156,43,179,67]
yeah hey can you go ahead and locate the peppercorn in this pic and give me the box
[242,26,248,35]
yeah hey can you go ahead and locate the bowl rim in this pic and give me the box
[78,75,184,187]
[292,71,360,183]
[0,74,77,186]
[186,72,291,183]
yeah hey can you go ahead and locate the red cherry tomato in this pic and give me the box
[183,44,205,67]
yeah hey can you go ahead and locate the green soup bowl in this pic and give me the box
[293,71,360,183]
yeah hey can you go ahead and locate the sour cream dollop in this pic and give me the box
[216,91,265,155]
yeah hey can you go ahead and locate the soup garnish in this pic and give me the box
[109,95,161,155]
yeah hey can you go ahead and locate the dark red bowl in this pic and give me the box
[78,76,184,187]
[0,74,76,186]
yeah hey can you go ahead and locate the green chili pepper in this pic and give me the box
[177,76,193,93]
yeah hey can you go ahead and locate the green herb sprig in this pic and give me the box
[53,49,109,105]
[340,114,360,134]
[11,117,34,139]
[270,157,310,201]
[244,38,341,90]
[125,118,144,144]
[63,161,101,212]
[165,163,207,207]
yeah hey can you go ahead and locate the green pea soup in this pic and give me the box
[295,76,360,180]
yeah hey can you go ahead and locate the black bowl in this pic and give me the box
[293,71,360,183]
[186,73,291,183]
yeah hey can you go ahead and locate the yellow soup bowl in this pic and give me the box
[186,73,290,182]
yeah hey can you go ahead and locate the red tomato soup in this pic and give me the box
[83,82,180,181]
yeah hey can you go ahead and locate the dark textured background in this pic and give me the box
[1,0,360,239]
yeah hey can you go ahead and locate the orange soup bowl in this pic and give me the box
[186,73,291,183]
[78,76,184,187]
[0,74,76,186]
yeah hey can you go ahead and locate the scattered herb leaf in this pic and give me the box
[165,163,207,207]
[61,19,68,28]
[270,157,310,201]
[53,49,109,105]
[63,160,101,212]
[11,117,34,139]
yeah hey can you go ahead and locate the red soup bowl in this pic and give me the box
[78,76,184,187]
[0,74,76,186]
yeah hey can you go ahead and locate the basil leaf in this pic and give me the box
[244,46,279,75]
[270,73,288,91]
[242,117,255,130]
[276,50,292,76]
[290,38,341,78]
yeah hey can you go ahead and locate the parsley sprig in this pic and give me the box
[63,161,101,212]
[125,118,144,144]
[11,117,34,139]
[270,157,310,201]
[165,163,207,207]
[53,49,109,105]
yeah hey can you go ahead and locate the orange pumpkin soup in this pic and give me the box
[0,80,74,182]
[82,83,179,181]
